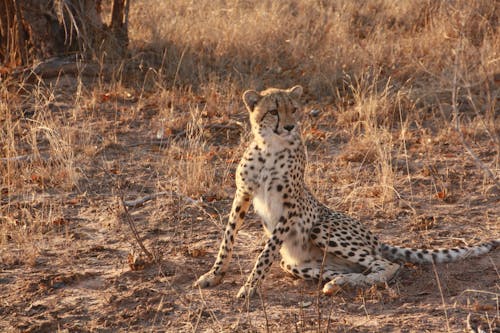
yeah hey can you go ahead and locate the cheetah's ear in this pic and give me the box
[288,85,303,100]
[243,90,261,112]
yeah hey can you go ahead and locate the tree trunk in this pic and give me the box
[0,0,129,68]
[0,0,29,66]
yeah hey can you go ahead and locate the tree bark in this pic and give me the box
[0,0,29,66]
[110,0,129,51]
[0,0,129,68]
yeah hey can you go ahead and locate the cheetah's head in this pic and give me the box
[242,85,303,139]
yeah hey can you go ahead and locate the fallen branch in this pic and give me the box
[0,154,34,163]
[123,191,223,230]
[1,153,51,164]
[6,56,116,82]
[118,196,154,261]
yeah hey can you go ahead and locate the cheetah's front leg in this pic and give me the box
[195,190,251,288]
[236,220,290,298]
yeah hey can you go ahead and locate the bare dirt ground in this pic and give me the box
[0,82,498,332]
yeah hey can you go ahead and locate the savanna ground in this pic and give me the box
[1,1,499,332]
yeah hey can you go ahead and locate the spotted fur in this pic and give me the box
[194,86,500,298]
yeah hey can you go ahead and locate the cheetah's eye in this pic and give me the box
[269,109,278,116]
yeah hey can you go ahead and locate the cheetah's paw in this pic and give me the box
[322,282,342,295]
[322,276,348,295]
[194,271,223,288]
[236,284,256,299]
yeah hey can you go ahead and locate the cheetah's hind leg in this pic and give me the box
[321,258,401,294]
[280,260,369,295]
[309,219,401,293]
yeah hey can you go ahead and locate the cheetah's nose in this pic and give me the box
[284,125,295,131]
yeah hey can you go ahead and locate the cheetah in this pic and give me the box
[194,85,499,298]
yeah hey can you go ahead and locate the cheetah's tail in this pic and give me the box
[380,239,500,264]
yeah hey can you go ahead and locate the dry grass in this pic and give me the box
[0,0,499,331]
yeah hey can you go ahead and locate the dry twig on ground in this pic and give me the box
[118,196,154,261]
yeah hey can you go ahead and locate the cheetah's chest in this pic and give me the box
[253,183,284,237]
[251,149,297,236]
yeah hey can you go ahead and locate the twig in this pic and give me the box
[466,313,491,333]
[257,287,271,333]
[127,123,244,148]
[489,257,500,281]
[194,287,223,331]
[1,192,55,206]
[432,262,451,333]
[326,300,335,333]
[150,294,164,331]
[462,289,500,297]
[0,154,33,163]
[0,153,50,163]
[118,196,154,261]
[124,190,224,231]
[123,190,198,208]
